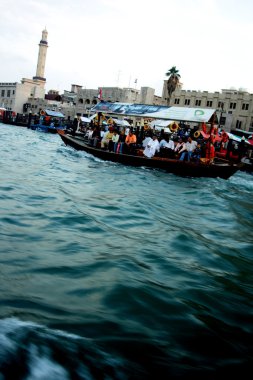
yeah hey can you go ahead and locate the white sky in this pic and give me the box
[1,0,253,96]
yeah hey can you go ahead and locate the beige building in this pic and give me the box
[162,81,253,132]
[0,79,45,113]
[29,85,162,120]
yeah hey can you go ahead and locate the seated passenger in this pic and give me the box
[115,130,126,153]
[109,130,119,152]
[174,138,185,157]
[143,135,160,158]
[101,127,114,149]
[124,130,137,154]
[159,135,175,157]
[191,143,202,162]
[179,136,197,161]
[142,135,152,148]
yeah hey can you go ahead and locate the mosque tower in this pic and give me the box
[33,28,48,84]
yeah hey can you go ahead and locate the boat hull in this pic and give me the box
[58,131,240,179]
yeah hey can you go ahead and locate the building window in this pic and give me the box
[13,90,15,95]
[218,101,224,108]
[1,90,5,97]
[184,99,190,105]
[79,98,83,104]
[242,103,249,111]
[206,100,213,107]
[229,102,236,109]
[7,90,11,97]
[195,99,201,106]
[174,98,180,105]
[236,120,242,128]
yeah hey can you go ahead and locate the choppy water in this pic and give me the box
[0,124,253,379]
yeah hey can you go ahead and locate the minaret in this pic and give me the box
[33,28,48,84]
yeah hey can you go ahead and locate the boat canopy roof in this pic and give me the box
[80,116,91,123]
[91,102,216,123]
[150,119,174,128]
[112,118,130,127]
[45,109,65,118]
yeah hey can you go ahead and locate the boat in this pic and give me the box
[57,130,240,179]
[1,108,68,132]
[28,109,67,133]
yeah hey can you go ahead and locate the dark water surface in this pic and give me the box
[0,124,253,379]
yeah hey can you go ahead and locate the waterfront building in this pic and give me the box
[38,85,161,123]
[162,81,253,132]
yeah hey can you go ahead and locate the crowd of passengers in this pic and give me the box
[77,122,247,162]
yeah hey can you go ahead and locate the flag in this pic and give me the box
[98,88,102,100]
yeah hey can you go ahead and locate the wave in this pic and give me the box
[0,317,126,380]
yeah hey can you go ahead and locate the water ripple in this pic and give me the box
[1,124,253,378]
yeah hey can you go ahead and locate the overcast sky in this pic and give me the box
[1,0,252,96]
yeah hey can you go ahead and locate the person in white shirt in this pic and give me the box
[179,136,197,161]
[174,138,185,157]
[159,135,175,157]
[143,135,160,158]
[142,136,152,148]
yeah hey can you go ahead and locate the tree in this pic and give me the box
[165,66,181,106]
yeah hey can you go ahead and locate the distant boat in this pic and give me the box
[1,109,68,133]
[57,130,240,180]
[28,109,67,133]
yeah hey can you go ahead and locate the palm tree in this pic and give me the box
[165,66,181,106]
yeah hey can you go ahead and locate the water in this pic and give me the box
[0,124,253,379]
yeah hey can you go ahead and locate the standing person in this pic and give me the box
[206,135,215,162]
[226,138,234,160]
[71,116,78,136]
[92,126,101,147]
[237,136,247,162]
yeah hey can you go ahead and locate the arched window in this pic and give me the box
[85,99,90,104]
[92,99,97,105]
[79,98,83,104]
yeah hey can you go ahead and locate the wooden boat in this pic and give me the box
[57,130,240,179]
